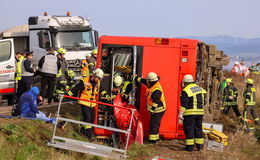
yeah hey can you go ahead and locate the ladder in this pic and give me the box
[47,95,136,159]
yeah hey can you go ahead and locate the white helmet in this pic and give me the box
[183,74,194,83]
[234,61,239,65]
[147,72,158,81]
[86,52,92,57]
[94,68,104,79]
[114,75,123,87]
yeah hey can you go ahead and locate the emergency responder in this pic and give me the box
[222,78,242,121]
[68,68,110,139]
[17,51,36,98]
[15,52,23,81]
[56,48,67,77]
[38,48,60,104]
[81,49,97,76]
[112,75,133,103]
[54,70,75,102]
[243,79,259,125]
[179,74,206,152]
[14,52,24,103]
[54,48,68,101]
[134,72,166,143]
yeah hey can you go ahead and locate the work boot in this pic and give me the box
[196,144,203,151]
[184,145,193,152]
[148,140,157,144]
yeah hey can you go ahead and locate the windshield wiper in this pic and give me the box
[61,46,75,51]
[80,46,94,51]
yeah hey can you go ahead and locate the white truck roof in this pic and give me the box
[0,24,29,38]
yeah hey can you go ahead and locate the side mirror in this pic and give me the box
[93,30,99,47]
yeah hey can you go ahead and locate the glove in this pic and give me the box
[131,74,137,82]
[178,112,184,123]
[105,95,111,101]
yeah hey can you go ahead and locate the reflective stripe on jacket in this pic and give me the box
[16,56,24,80]
[181,83,206,116]
[244,87,256,106]
[146,82,166,113]
[78,77,100,107]
[223,85,238,106]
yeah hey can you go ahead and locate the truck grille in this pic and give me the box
[66,59,83,80]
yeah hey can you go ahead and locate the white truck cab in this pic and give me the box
[1,12,98,80]
[0,39,15,96]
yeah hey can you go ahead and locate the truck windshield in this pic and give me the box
[53,31,94,51]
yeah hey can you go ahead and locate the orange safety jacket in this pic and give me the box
[146,82,166,113]
[81,59,90,77]
[78,76,100,107]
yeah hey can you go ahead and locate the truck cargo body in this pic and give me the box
[94,36,202,139]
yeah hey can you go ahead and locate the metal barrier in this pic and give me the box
[48,95,136,159]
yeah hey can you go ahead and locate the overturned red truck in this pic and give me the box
[92,36,229,140]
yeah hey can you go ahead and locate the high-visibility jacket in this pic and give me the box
[81,59,90,77]
[181,83,206,116]
[243,86,256,106]
[16,56,24,80]
[146,81,166,113]
[78,77,100,107]
[223,85,238,106]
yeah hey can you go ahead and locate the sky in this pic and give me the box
[1,0,260,38]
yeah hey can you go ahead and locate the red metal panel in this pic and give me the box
[140,46,181,139]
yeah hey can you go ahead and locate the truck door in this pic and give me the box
[0,39,16,95]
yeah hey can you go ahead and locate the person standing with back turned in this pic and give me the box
[179,74,206,152]
[38,48,60,104]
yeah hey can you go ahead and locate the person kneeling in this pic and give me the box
[20,87,56,123]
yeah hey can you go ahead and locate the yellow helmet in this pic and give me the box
[92,49,97,55]
[226,78,232,83]
[245,79,253,84]
[67,70,74,78]
[57,48,65,54]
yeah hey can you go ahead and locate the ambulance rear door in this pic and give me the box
[0,39,16,95]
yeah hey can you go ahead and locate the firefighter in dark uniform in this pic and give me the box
[68,69,110,139]
[112,75,133,103]
[222,78,242,121]
[54,70,75,102]
[135,72,166,143]
[243,79,259,126]
[179,74,206,152]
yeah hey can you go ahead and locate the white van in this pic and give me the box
[0,39,15,103]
